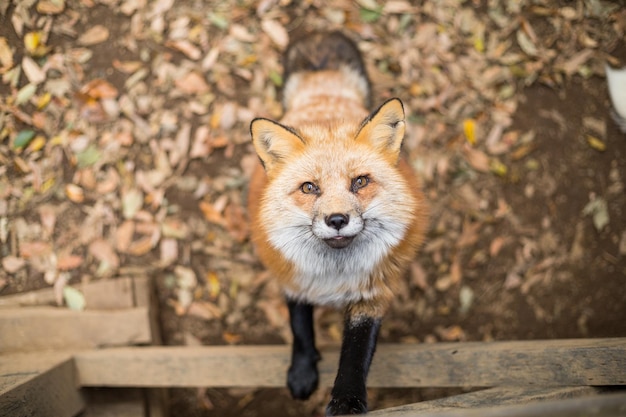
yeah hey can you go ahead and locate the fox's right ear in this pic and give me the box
[250,118,305,172]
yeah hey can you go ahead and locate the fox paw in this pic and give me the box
[287,359,319,400]
[325,396,367,415]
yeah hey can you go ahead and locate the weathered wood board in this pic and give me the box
[0,276,137,309]
[75,338,626,388]
[0,306,152,353]
[0,352,84,417]
[369,386,600,416]
[370,390,626,417]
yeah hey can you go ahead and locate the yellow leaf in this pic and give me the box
[27,135,46,152]
[473,36,484,53]
[463,118,476,145]
[586,135,606,152]
[24,32,42,53]
[489,159,508,176]
[37,92,52,109]
[206,271,221,299]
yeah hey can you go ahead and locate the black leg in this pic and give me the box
[326,315,381,416]
[286,299,320,400]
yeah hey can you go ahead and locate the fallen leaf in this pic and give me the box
[36,0,65,14]
[583,197,609,231]
[81,78,119,99]
[116,220,135,252]
[462,118,477,145]
[63,286,86,311]
[65,184,85,203]
[187,301,222,320]
[586,135,606,152]
[166,39,201,60]
[122,188,143,219]
[174,71,210,95]
[2,256,26,273]
[22,56,46,84]
[175,266,197,289]
[160,238,178,266]
[57,254,84,270]
[462,144,490,172]
[126,236,154,256]
[78,25,110,46]
[88,239,120,269]
[0,37,14,70]
[261,19,289,49]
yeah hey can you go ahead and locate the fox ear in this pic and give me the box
[356,98,405,162]
[250,118,305,172]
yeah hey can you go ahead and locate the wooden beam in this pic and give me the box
[75,338,626,388]
[368,386,601,415]
[0,352,84,417]
[0,277,136,309]
[0,306,152,353]
[370,390,626,417]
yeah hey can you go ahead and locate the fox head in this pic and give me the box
[250,99,417,286]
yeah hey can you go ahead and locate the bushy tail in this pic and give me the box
[283,31,371,107]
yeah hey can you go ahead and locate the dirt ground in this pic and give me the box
[1,0,625,416]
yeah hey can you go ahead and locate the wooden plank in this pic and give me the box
[0,306,152,353]
[0,352,84,417]
[0,277,136,309]
[370,391,626,417]
[82,388,145,417]
[369,386,600,416]
[75,338,626,388]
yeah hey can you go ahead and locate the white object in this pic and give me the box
[605,64,626,133]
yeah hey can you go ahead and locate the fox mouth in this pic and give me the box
[323,235,355,249]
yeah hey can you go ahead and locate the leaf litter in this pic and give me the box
[0,0,625,414]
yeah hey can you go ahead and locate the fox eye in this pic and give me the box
[351,175,369,192]
[300,182,319,195]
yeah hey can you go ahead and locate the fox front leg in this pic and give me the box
[286,299,320,399]
[326,315,381,416]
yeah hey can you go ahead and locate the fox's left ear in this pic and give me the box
[355,98,405,162]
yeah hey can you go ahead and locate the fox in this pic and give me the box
[247,31,428,415]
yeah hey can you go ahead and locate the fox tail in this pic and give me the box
[282,31,371,109]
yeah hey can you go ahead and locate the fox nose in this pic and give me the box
[325,213,349,230]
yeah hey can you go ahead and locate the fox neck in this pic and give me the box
[272,222,405,307]
[282,67,370,115]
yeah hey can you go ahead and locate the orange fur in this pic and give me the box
[248,39,427,321]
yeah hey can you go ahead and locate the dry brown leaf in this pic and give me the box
[112,59,143,74]
[126,236,154,256]
[199,200,226,226]
[261,19,288,49]
[166,39,201,60]
[230,24,256,43]
[88,239,120,269]
[462,144,490,172]
[57,254,83,270]
[19,241,53,259]
[2,256,26,273]
[65,184,85,203]
[78,25,110,46]
[116,220,135,252]
[0,37,14,70]
[22,56,46,84]
[36,0,65,14]
[174,71,210,95]
[160,238,178,266]
[38,204,57,238]
[489,236,510,257]
[435,325,466,341]
[187,301,222,320]
[81,78,119,99]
